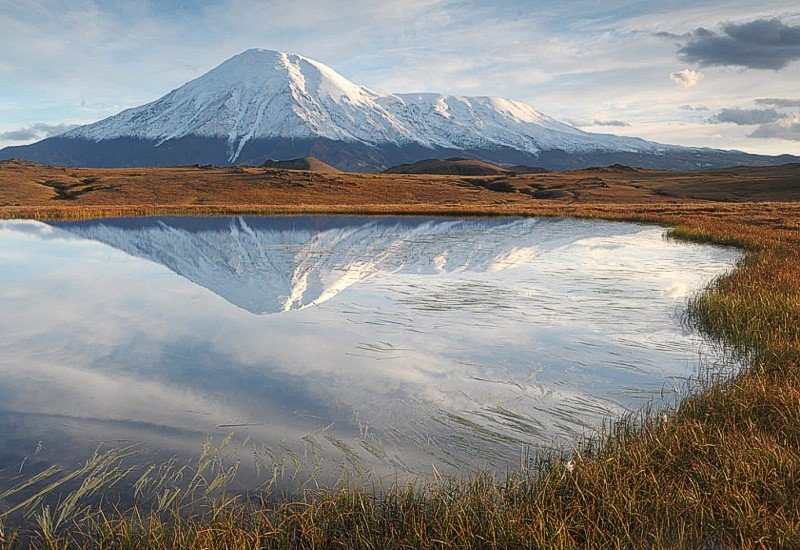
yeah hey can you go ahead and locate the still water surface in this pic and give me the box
[0,216,739,481]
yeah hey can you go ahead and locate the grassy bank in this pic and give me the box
[1,204,799,548]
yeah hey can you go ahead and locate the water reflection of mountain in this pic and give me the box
[0,216,743,481]
[53,216,639,314]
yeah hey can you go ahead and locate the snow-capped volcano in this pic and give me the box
[3,49,797,170]
[64,49,661,163]
[68,50,417,160]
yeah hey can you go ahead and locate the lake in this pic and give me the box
[0,216,739,484]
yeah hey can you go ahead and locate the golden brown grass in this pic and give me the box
[2,159,799,213]
[1,162,799,547]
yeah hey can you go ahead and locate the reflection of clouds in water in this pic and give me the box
[567,233,730,305]
[0,217,741,478]
[4,358,246,432]
[665,281,690,299]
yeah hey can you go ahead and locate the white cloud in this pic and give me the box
[669,68,705,87]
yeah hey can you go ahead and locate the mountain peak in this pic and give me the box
[67,48,404,161]
[238,47,285,56]
[196,47,363,100]
[218,48,329,77]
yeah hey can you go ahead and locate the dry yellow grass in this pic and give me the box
[1,158,798,213]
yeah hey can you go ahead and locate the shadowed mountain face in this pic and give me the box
[3,135,798,171]
[53,216,606,314]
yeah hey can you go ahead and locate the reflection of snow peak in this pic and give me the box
[488,247,538,272]
[49,216,640,314]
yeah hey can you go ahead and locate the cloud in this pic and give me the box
[669,68,704,87]
[653,31,684,40]
[0,123,78,141]
[704,102,800,141]
[590,119,630,127]
[680,105,709,111]
[755,97,800,108]
[748,114,800,141]
[565,118,631,128]
[675,18,800,70]
[710,108,785,125]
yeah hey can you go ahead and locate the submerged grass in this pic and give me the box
[1,203,799,548]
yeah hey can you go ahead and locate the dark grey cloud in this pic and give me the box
[653,31,685,40]
[566,118,630,128]
[674,18,800,70]
[0,123,78,141]
[710,108,785,125]
[590,119,630,127]
[755,97,800,108]
[706,103,800,140]
[748,118,800,141]
[0,128,41,141]
[680,105,709,111]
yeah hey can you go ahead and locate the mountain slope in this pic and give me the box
[2,49,798,171]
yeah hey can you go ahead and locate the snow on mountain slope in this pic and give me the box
[65,49,669,162]
[381,93,663,155]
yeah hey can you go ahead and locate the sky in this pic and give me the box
[1,0,799,155]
